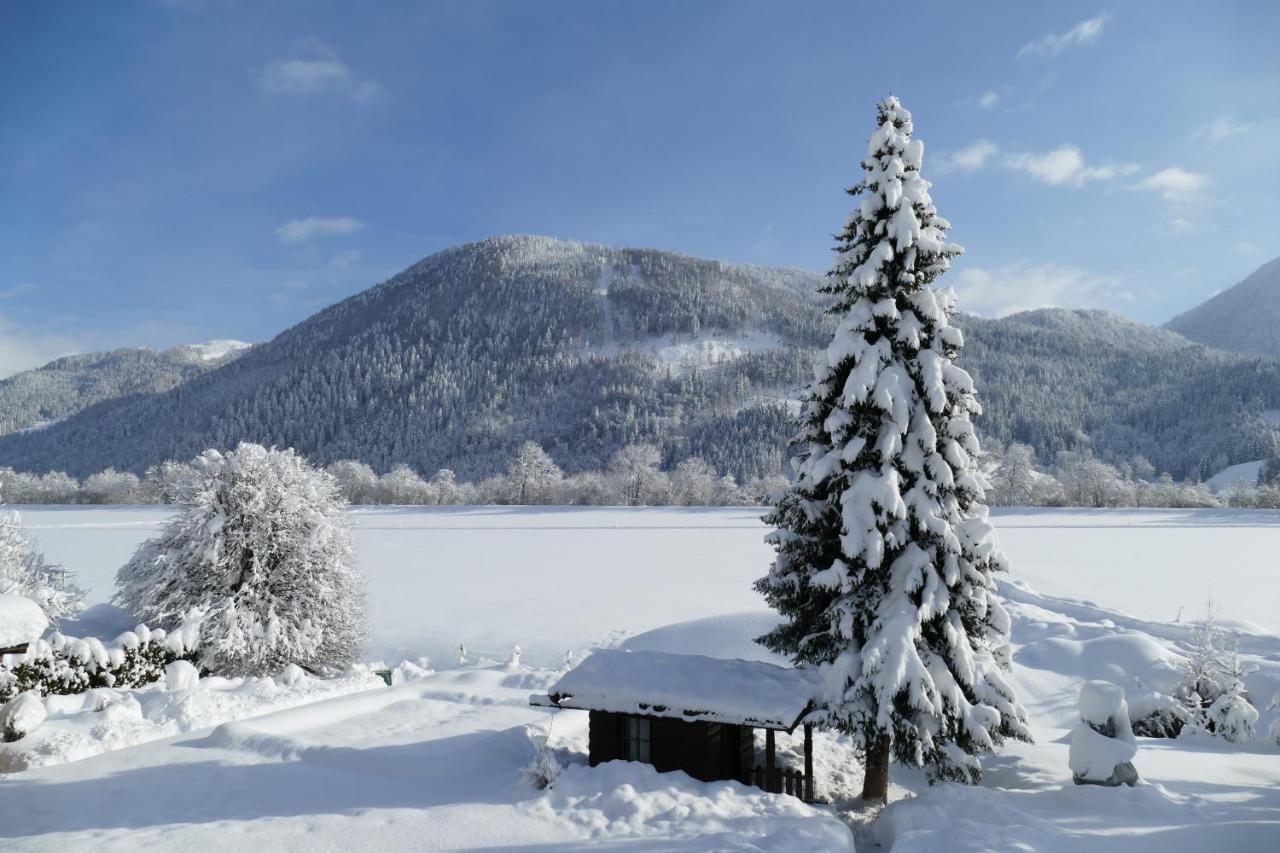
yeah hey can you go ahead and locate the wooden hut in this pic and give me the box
[530,649,824,801]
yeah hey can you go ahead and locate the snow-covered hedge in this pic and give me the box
[0,619,200,705]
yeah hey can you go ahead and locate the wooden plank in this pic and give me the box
[765,729,776,793]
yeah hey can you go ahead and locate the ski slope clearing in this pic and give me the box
[4,506,1279,850]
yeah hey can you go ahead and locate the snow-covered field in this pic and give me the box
[4,506,1280,851]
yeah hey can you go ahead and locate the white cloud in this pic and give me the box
[1018,13,1113,57]
[1005,145,1137,186]
[0,282,35,300]
[979,91,1000,110]
[951,263,1130,318]
[1135,167,1208,202]
[276,216,364,243]
[329,249,363,271]
[942,139,999,172]
[260,45,380,103]
[0,313,83,379]
[1195,117,1254,144]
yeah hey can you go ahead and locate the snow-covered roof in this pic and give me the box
[531,649,824,731]
[0,594,48,649]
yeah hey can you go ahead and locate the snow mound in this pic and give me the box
[0,594,48,649]
[1206,459,1265,492]
[620,611,786,663]
[1016,631,1185,696]
[534,760,852,849]
[1077,680,1127,726]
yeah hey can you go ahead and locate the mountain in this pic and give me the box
[0,342,250,438]
[1165,256,1280,357]
[0,236,1277,481]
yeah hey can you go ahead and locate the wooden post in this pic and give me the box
[803,723,814,803]
[765,728,776,793]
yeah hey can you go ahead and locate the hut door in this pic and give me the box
[622,716,651,762]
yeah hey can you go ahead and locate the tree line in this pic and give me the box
[8,438,1280,508]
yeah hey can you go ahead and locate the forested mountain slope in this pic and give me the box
[0,342,249,437]
[1165,256,1280,357]
[0,236,1276,481]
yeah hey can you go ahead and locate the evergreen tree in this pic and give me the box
[115,443,366,676]
[755,97,1029,801]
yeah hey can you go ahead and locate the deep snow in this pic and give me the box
[3,505,1279,851]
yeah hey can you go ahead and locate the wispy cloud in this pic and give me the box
[0,312,83,378]
[259,43,381,103]
[1194,117,1254,144]
[1005,145,1137,186]
[941,139,999,172]
[1018,13,1113,58]
[1134,167,1209,202]
[978,91,1000,110]
[0,282,36,300]
[329,249,363,271]
[276,216,364,243]
[952,263,1130,318]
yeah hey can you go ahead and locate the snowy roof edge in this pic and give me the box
[529,690,817,731]
[528,649,825,732]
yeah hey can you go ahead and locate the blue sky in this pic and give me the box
[1,0,1278,375]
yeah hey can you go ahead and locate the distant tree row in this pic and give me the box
[6,439,1277,509]
[0,444,788,508]
[982,441,1244,508]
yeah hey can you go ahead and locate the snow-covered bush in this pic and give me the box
[1175,601,1259,740]
[1269,694,1280,746]
[115,444,367,677]
[755,97,1028,801]
[164,659,200,691]
[1070,680,1139,787]
[0,502,85,624]
[1,691,46,742]
[1128,689,1191,739]
[0,620,199,704]
[0,593,48,653]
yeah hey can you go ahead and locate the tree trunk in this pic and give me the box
[861,732,890,803]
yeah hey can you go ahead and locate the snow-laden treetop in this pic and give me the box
[757,95,1028,786]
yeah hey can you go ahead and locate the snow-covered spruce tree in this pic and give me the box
[115,443,365,676]
[0,492,84,624]
[755,97,1029,802]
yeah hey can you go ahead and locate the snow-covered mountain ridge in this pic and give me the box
[0,342,250,439]
[1166,256,1280,357]
[2,236,1279,481]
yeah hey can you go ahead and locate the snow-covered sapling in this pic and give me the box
[523,732,561,790]
[115,443,366,677]
[508,644,522,669]
[458,642,467,666]
[1269,693,1280,746]
[0,498,85,624]
[756,96,1029,802]
[1070,680,1139,787]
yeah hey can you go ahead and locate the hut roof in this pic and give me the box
[531,649,824,731]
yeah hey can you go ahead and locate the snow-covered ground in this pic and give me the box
[1206,459,1265,492]
[4,506,1280,851]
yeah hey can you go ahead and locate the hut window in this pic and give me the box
[622,716,651,762]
